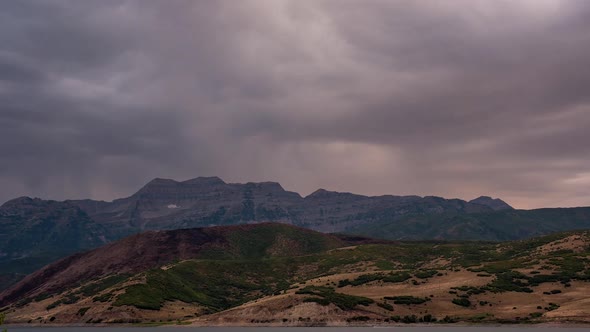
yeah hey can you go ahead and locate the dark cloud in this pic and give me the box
[1,0,590,208]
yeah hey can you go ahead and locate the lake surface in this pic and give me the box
[6,327,590,332]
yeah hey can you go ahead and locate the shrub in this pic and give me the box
[77,307,90,317]
[422,314,436,322]
[46,300,62,310]
[377,302,393,311]
[347,316,370,322]
[401,315,418,324]
[414,270,438,279]
[385,296,430,305]
[452,298,471,307]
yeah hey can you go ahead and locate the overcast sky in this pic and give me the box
[1,0,590,208]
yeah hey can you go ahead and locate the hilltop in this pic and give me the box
[1,223,589,326]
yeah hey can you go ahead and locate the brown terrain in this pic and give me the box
[1,223,589,326]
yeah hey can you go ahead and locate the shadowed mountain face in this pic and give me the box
[0,197,109,290]
[67,176,503,235]
[349,207,590,241]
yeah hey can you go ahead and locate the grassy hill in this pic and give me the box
[1,223,590,326]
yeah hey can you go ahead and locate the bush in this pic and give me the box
[422,314,437,322]
[46,300,62,310]
[401,315,418,324]
[414,270,438,279]
[545,303,560,311]
[347,316,370,322]
[442,315,458,323]
[452,298,471,307]
[377,302,393,311]
[339,272,411,287]
[77,307,90,316]
[385,296,430,305]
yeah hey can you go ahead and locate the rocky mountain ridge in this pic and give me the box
[63,176,509,234]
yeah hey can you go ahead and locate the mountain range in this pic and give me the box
[2,176,590,291]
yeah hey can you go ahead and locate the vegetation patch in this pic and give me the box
[452,298,472,307]
[414,270,438,279]
[338,271,411,287]
[77,307,90,316]
[385,296,430,305]
[485,271,533,293]
[377,302,394,311]
[297,286,373,310]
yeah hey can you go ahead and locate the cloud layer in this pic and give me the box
[1,0,590,208]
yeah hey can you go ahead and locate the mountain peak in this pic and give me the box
[1,196,44,208]
[469,196,513,211]
[306,188,331,198]
[182,176,226,186]
[145,178,178,185]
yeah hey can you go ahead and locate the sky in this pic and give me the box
[1,0,590,209]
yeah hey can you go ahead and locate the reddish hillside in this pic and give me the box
[0,223,361,307]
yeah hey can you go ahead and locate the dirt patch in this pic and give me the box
[536,234,590,255]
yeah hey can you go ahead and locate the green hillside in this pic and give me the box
[3,224,590,325]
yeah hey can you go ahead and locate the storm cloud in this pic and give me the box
[1,0,590,208]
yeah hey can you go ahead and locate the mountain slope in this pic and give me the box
[349,207,590,241]
[2,224,590,325]
[68,176,496,234]
[469,196,513,211]
[0,223,353,307]
[68,177,303,234]
[0,197,109,290]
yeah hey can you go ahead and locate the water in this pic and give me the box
[5,327,590,332]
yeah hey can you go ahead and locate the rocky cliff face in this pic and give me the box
[69,177,304,234]
[66,177,497,234]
